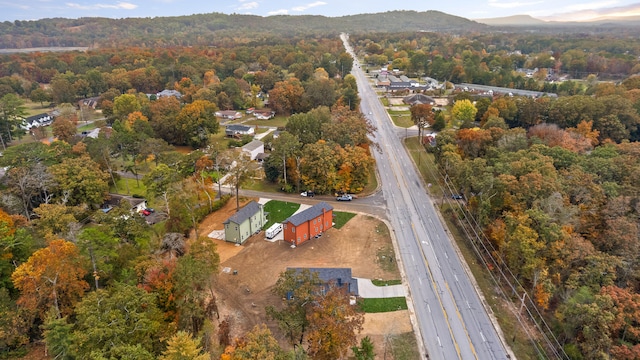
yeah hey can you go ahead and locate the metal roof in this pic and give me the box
[223,201,262,225]
[284,202,333,227]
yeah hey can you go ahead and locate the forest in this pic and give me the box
[1,11,640,359]
[0,34,379,359]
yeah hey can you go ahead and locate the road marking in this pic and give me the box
[419,277,422,285]
[466,301,471,309]
[427,303,431,313]
[454,274,459,282]
[480,331,486,342]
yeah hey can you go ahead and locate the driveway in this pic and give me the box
[356,278,406,298]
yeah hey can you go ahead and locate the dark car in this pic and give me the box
[451,194,464,200]
[336,194,353,201]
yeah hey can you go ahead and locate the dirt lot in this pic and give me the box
[194,196,414,357]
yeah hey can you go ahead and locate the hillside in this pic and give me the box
[0,10,487,49]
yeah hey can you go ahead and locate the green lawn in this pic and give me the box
[332,211,356,229]
[243,115,288,128]
[110,177,147,197]
[263,200,300,229]
[371,279,402,286]
[390,112,414,128]
[359,297,407,313]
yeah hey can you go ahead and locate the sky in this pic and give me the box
[2,0,640,23]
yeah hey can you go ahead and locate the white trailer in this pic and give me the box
[265,223,283,239]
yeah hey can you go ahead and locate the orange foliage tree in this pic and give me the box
[11,239,88,319]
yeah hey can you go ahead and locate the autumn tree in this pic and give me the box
[285,106,332,145]
[269,78,305,115]
[175,99,219,148]
[410,103,434,139]
[51,117,77,142]
[49,155,110,207]
[221,324,284,360]
[160,331,209,360]
[65,282,166,359]
[300,140,339,194]
[11,239,88,319]
[266,269,321,346]
[305,285,364,360]
[149,95,182,144]
[451,99,477,127]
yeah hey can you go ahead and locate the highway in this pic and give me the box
[341,34,511,360]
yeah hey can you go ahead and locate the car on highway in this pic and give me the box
[336,194,352,201]
[368,111,372,115]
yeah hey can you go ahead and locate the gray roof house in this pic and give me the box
[242,140,264,161]
[404,94,436,106]
[223,201,267,244]
[225,124,255,137]
[288,267,359,296]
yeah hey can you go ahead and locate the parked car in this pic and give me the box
[140,209,151,216]
[145,208,155,213]
[336,194,353,201]
[300,191,315,197]
[451,194,464,200]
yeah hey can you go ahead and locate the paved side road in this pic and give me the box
[356,278,406,298]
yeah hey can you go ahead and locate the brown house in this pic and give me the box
[282,202,333,247]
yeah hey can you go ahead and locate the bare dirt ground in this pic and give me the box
[194,196,413,357]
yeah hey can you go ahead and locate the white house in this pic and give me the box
[242,140,264,161]
[225,124,254,137]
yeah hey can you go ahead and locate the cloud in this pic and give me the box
[237,1,258,10]
[487,0,543,9]
[66,1,137,10]
[562,0,619,12]
[267,9,289,15]
[292,1,327,12]
[542,3,640,21]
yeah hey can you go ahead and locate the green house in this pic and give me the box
[223,201,267,244]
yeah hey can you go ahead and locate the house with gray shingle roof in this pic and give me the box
[288,267,359,296]
[282,202,333,246]
[223,201,267,244]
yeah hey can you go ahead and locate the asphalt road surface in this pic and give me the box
[341,33,511,360]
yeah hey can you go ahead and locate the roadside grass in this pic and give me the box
[262,200,300,229]
[389,109,413,128]
[77,122,98,132]
[371,279,402,286]
[360,164,378,195]
[243,116,288,128]
[110,177,147,196]
[389,332,420,360]
[376,245,397,273]
[405,137,444,198]
[359,297,407,313]
[333,211,356,229]
[242,179,280,193]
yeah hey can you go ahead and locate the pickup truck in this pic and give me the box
[336,194,353,201]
